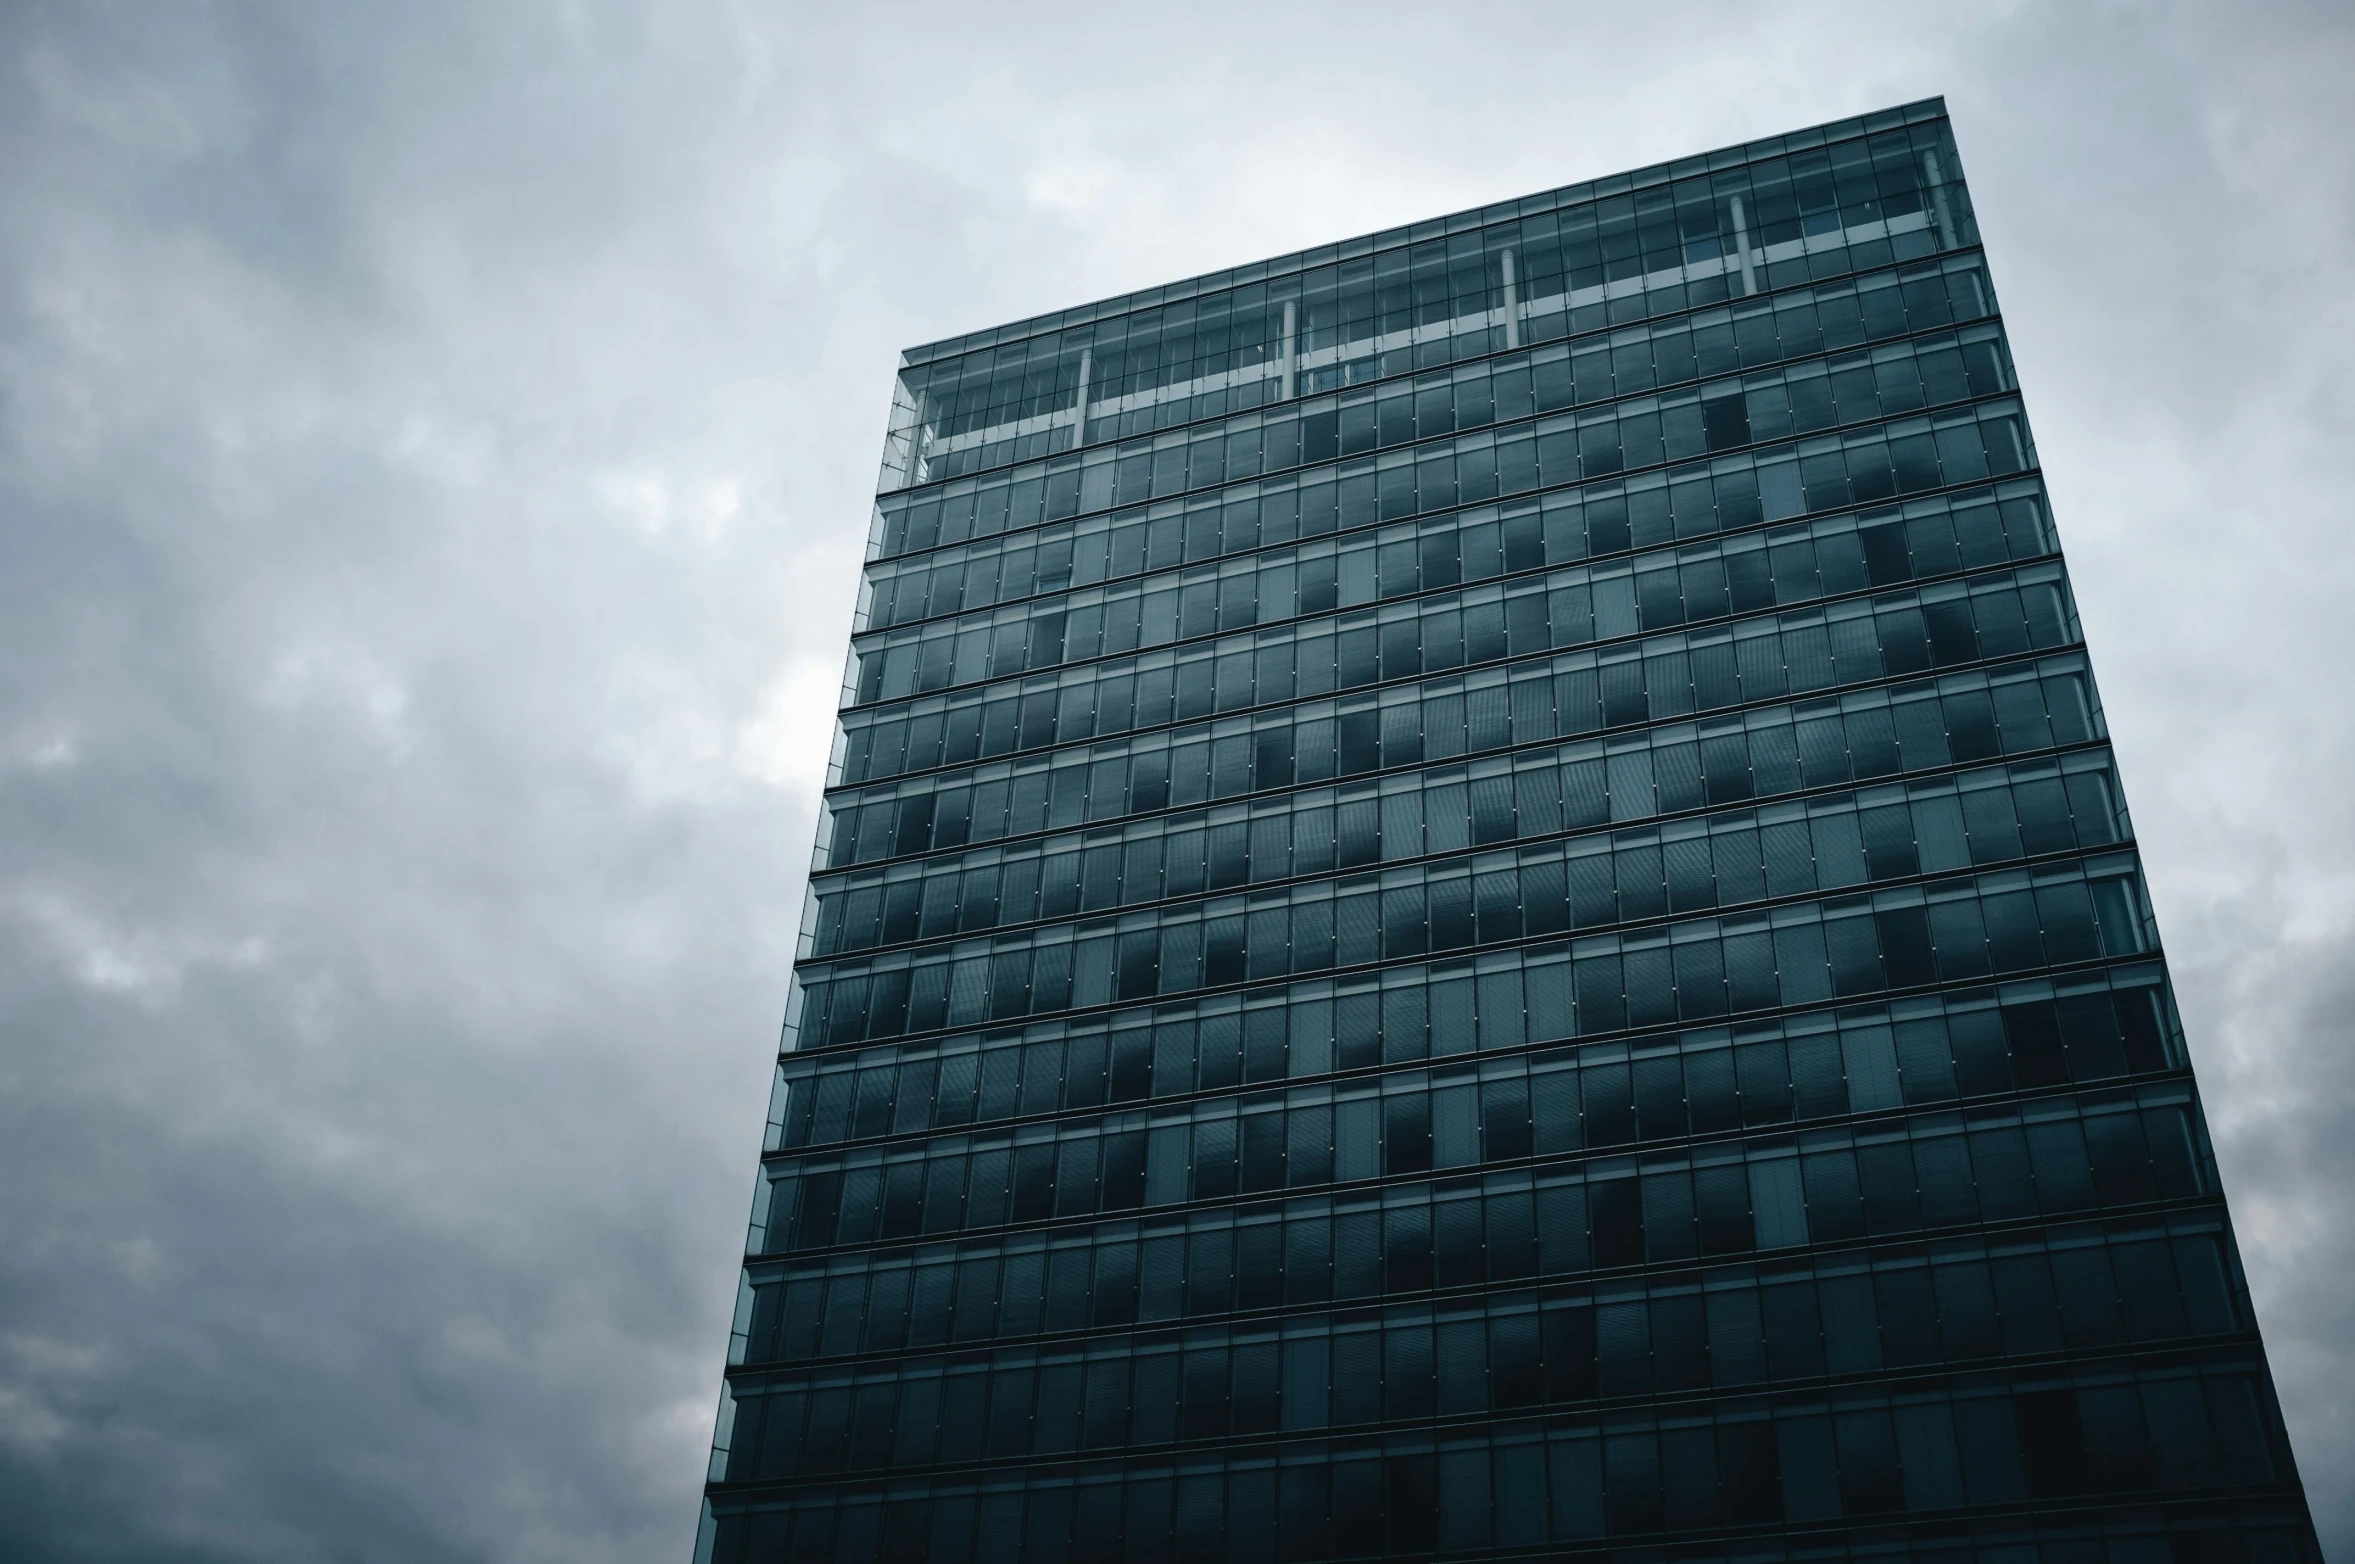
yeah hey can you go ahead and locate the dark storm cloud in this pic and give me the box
[0,2,2348,1559]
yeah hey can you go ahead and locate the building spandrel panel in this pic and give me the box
[698,99,2320,1564]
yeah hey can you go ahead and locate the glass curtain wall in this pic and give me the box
[700,98,2319,1564]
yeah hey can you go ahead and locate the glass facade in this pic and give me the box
[699,99,2320,1563]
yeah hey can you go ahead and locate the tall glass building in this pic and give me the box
[699,100,2319,1563]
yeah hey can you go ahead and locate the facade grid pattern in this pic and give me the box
[697,100,2320,1564]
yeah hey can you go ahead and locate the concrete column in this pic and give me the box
[1924,150,1957,249]
[1730,195,1759,296]
[1280,300,1297,399]
[1501,247,1520,350]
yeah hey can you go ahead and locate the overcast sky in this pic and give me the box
[1,3,2350,1559]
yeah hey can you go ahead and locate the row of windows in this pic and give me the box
[861,413,2043,758]
[732,1234,2243,1476]
[822,654,2097,871]
[761,985,2183,1300]
[877,254,1997,552]
[740,1192,2230,1384]
[853,458,2032,719]
[887,140,1973,495]
[787,885,2133,1116]
[816,739,2117,976]
[713,1372,2290,1564]
[777,970,2172,1160]
[913,126,1949,396]
[760,1051,2200,1257]
[773,1093,2194,1260]
[869,258,1997,612]
[865,495,2043,753]
[897,131,1956,457]
[896,192,1968,492]
[793,836,2151,1049]
[877,383,2017,689]
[857,398,2034,725]
[898,204,1958,491]
[837,551,2066,790]
[808,751,2125,961]
[847,549,2064,803]
[762,978,2183,1296]
[780,948,2157,1151]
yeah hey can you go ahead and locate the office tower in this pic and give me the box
[699,99,2319,1562]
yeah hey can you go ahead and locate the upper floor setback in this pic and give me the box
[863,247,1995,597]
[877,109,1972,501]
[858,253,2001,636]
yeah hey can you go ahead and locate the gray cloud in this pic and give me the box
[0,2,2349,1558]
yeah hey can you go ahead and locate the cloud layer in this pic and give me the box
[0,3,2349,1558]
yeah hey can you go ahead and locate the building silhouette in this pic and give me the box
[698,99,2319,1563]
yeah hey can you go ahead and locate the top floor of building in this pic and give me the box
[876,100,1972,511]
